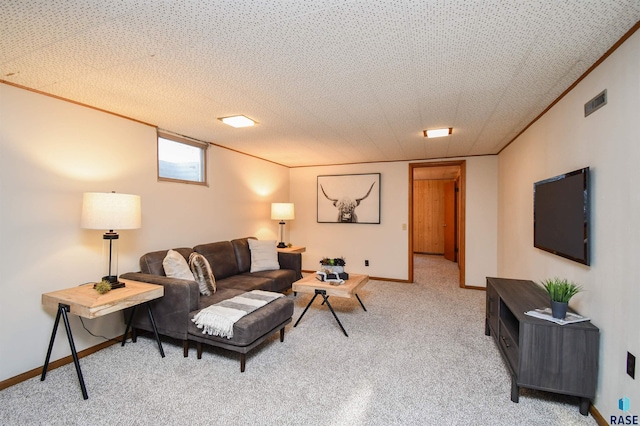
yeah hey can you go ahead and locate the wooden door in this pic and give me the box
[443,180,457,261]
[413,180,445,253]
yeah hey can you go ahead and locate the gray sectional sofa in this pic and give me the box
[120,237,301,371]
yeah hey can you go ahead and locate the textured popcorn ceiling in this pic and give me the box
[2,1,639,167]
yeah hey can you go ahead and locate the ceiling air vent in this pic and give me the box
[584,89,607,117]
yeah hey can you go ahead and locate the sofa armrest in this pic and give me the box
[120,272,200,340]
[277,252,302,280]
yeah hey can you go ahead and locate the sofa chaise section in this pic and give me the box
[120,237,300,370]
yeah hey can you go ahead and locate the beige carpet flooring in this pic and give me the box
[0,255,597,425]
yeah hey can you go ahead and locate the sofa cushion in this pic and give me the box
[231,237,254,273]
[246,269,297,293]
[214,275,276,293]
[140,247,193,276]
[194,241,239,280]
[163,249,194,280]
[189,252,216,296]
[248,239,280,273]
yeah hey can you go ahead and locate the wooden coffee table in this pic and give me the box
[292,273,369,337]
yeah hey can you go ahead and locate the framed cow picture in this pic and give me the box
[317,173,381,224]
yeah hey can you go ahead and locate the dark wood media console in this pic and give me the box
[485,277,599,416]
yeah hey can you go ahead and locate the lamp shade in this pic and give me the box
[81,192,141,230]
[271,203,295,221]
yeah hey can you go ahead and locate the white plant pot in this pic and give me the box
[322,265,344,274]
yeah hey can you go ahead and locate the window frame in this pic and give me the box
[157,131,208,186]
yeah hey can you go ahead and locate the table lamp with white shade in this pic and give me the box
[81,191,141,288]
[271,203,294,248]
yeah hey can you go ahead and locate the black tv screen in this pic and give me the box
[533,167,590,265]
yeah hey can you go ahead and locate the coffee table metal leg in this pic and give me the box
[319,291,348,337]
[294,289,350,337]
[355,294,367,312]
[294,292,319,327]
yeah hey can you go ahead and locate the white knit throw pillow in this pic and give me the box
[248,239,280,273]
[162,249,194,280]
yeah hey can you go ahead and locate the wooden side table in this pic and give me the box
[41,278,164,399]
[276,245,306,253]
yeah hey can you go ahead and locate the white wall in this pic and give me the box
[0,83,289,382]
[498,31,640,417]
[464,156,499,287]
[289,156,498,286]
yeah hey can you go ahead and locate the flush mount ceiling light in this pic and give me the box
[423,128,452,138]
[218,115,256,128]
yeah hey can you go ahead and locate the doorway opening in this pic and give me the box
[408,161,466,287]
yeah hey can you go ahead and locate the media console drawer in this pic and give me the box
[485,277,599,416]
[498,320,519,373]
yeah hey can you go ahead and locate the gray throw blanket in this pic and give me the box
[192,290,283,339]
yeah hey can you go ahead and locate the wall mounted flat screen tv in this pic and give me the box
[534,167,590,265]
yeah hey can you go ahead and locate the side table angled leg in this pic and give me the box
[41,304,63,382]
[122,306,136,347]
[146,303,165,358]
[121,303,164,358]
[42,304,89,399]
[59,305,89,399]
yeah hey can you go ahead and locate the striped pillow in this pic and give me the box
[188,252,216,295]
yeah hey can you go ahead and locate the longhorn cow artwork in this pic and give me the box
[317,173,381,224]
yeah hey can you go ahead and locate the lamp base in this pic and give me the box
[93,281,126,290]
[101,275,126,289]
[277,242,287,248]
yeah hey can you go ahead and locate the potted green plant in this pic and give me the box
[94,279,112,295]
[319,257,346,274]
[541,278,583,319]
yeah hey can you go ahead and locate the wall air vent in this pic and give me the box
[584,89,607,117]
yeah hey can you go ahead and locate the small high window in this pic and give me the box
[157,131,208,185]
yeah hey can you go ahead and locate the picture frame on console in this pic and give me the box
[317,173,381,224]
